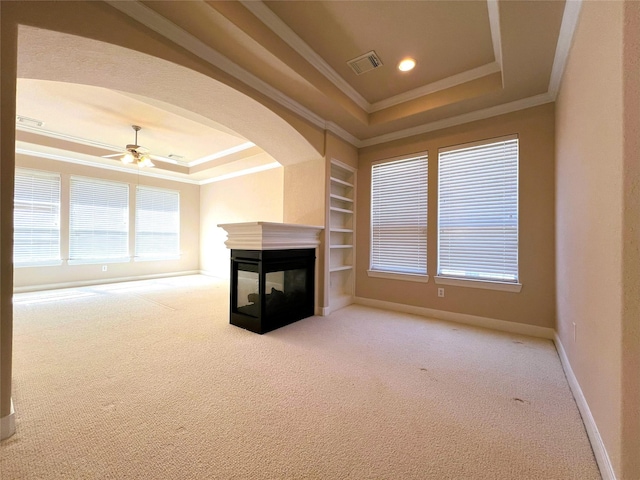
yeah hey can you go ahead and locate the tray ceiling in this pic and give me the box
[15,0,575,182]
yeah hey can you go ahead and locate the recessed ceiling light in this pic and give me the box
[398,58,416,72]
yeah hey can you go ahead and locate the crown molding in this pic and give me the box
[240,0,370,112]
[105,0,582,151]
[370,62,501,112]
[189,142,255,167]
[487,0,503,69]
[16,124,124,153]
[16,147,201,185]
[548,0,583,99]
[17,124,188,166]
[359,92,554,148]
[244,0,506,115]
[325,122,361,148]
[198,162,281,185]
[105,1,328,133]
[18,144,281,186]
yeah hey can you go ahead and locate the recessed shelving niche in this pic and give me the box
[328,159,356,311]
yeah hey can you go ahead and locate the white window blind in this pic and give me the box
[438,135,519,283]
[14,169,61,266]
[371,155,428,275]
[69,176,129,263]
[135,186,180,260]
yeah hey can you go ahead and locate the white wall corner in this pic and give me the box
[354,296,555,339]
[554,334,616,480]
[0,399,16,441]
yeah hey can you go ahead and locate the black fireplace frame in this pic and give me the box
[230,248,315,334]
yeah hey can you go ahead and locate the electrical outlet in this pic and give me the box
[437,288,444,298]
[102,265,108,272]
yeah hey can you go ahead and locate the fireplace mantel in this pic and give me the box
[218,222,324,250]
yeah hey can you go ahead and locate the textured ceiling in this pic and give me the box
[15,0,572,182]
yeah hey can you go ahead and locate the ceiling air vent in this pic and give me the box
[16,115,45,127]
[347,51,383,75]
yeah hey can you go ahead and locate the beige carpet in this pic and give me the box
[2,275,599,479]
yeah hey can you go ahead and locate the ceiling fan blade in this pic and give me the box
[102,153,124,158]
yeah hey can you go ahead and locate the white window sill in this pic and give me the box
[367,270,429,283]
[14,260,63,268]
[67,258,131,266]
[434,276,522,292]
[134,255,181,262]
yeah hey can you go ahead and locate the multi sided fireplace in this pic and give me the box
[218,222,324,334]
[231,249,314,334]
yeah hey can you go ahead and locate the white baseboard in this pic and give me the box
[329,295,355,314]
[354,296,555,339]
[0,399,16,441]
[554,335,616,480]
[315,306,329,316]
[198,270,228,279]
[13,270,201,293]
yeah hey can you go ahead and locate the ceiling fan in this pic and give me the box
[103,125,156,167]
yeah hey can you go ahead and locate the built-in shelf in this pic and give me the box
[330,206,353,214]
[330,176,353,188]
[327,159,356,313]
[330,193,354,203]
[330,265,353,272]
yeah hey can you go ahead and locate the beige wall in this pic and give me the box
[283,159,326,307]
[556,1,640,477]
[200,167,284,279]
[13,155,200,290]
[326,131,358,170]
[357,104,556,328]
[283,159,326,227]
[1,0,325,425]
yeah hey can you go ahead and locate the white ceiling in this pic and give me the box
[17,79,252,164]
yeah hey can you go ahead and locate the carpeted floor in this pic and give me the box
[2,275,600,479]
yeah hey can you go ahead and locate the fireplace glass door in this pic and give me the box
[236,264,259,317]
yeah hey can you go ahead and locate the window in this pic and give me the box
[437,135,519,289]
[135,186,180,260]
[370,155,428,279]
[14,169,61,266]
[69,176,129,263]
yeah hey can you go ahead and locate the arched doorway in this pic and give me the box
[1,3,325,440]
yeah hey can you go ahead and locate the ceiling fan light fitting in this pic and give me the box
[138,156,154,168]
[114,125,156,168]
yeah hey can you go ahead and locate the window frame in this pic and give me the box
[13,168,62,267]
[368,153,429,283]
[68,175,130,265]
[436,134,522,293]
[134,185,181,261]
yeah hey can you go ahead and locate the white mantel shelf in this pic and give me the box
[218,222,324,250]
